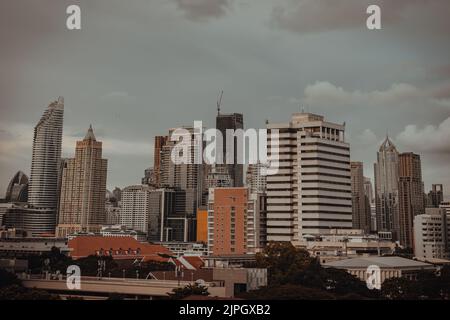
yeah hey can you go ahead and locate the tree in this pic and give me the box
[381,277,417,300]
[238,284,335,300]
[0,284,60,300]
[168,283,210,300]
[0,268,21,288]
[255,242,315,286]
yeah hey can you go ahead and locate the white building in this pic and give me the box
[266,113,352,243]
[120,185,152,234]
[413,208,449,259]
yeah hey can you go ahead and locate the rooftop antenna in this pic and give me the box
[217,90,223,115]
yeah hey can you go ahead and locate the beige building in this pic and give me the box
[56,126,107,237]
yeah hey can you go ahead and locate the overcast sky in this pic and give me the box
[1,0,449,198]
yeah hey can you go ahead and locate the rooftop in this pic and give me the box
[323,256,434,269]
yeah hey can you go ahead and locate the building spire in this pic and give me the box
[84,124,96,141]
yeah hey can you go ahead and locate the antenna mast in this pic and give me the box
[217,90,223,115]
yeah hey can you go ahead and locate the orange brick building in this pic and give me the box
[196,209,208,243]
[208,188,248,255]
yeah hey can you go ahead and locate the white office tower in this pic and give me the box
[29,97,64,209]
[120,185,152,234]
[266,113,351,243]
[413,208,449,259]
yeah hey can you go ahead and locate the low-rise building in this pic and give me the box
[294,229,396,263]
[0,238,69,258]
[323,256,435,284]
[100,225,147,242]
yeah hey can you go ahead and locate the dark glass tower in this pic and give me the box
[216,110,244,187]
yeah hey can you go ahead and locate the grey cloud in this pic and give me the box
[272,0,450,35]
[396,117,450,155]
[172,0,232,21]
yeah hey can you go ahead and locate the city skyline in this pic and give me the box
[1,0,450,196]
[0,98,448,200]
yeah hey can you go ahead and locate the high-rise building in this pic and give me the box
[427,184,444,208]
[350,162,370,234]
[374,136,399,238]
[413,208,449,259]
[206,165,232,189]
[207,188,266,255]
[207,188,250,255]
[148,188,190,242]
[112,187,122,203]
[398,152,425,248]
[120,185,152,234]
[266,113,352,242]
[56,126,108,238]
[5,171,29,203]
[29,97,64,209]
[363,177,374,206]
[160,126,205,216]
[153,135,168,187]
[196,208,208,243]
[216,109,244,187]
[246,162,268,194]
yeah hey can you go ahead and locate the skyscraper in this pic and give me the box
[5,171,29,203]
[374,136,399,238]
[29,97,64,209]
[56,126,108,238]
[350,162,370,233]
[398,152,425,248]
[216,108,244,187]
[427,184,444,208]
[153,135,168,187]
[266,113,352,242]
[160,126,205,216]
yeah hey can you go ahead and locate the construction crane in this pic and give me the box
[217,90,223,115]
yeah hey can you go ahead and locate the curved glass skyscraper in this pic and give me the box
[28,97,64,209]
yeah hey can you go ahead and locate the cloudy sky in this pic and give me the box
[1,0,449,198]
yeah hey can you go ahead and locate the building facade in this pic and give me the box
[266,113,352,243]
[56,126,107,238]
[351,162,370,234]
[120,185,153,234]
[5,171,29,203]
[28,97,64,210]
[216,110,244,187]
[374,136,399,238]
[413,208,449,259]
[207,188,266,255]
[427,184,444,208]
[398,152,425,248]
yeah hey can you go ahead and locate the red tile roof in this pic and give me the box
[68,236,174,263]
[181,256,205,270]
